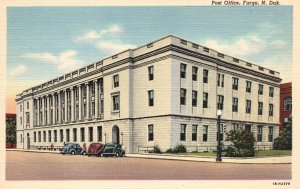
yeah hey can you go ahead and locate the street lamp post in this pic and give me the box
[216,110,222,162]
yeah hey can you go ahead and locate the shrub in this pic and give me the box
[165,144,186,153]
[273,124,292,150]
[153,145,162,154]
[225,129,255,157]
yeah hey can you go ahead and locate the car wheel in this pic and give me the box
[71,151,75,155]
[82,151,86,155]
[116,152,120,157]
[122,152,125,157]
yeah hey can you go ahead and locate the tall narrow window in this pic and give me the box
[43,131,46,142]
[113,75,119,88]
[284,97,292,111]
[203,92,208,108]
[232,77,239,90]
[48,130,51,142]
[89,127,93,142]
[180,124,186,141]
[54,130,57,142]
[258,102,263,115]
[180,64,187,79]
[60,129,63,142]
[80,127,85,142]
[192,125,197,141]
[148,90,154,106]
[217,95,224,110]
[257,126,263,142]
[246,100,251,114]
[112,95,120,111]
[66,129,70,142]
[269,87,274,97]
[192,66,198,81]
[232,97,238,112]
[38,131,41,142]
[34,132,36,142]
[269,104,274,116]
[217,73,224,87]
[203,69,209,83]
[20,134,23,143]
[73,128,77,142]
[258,84,264,95]
[148,66,154,80]
[192,90,197,107]
[268,126,273,142]
[246,81,252,93]
[203,126,208,142]
[180,89,186,105]
[216,124,224,141]
[148,124,154,141]
[233,123,240,130]
[97,126,102,142]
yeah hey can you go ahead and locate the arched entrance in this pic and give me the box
[112,125,120,144]
[27,133,30,149]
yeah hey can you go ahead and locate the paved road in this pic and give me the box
[6,151,291,180]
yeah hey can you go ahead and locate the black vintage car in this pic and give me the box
[102,143,125,157]
[60,143,86,155]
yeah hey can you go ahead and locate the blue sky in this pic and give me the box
[7,6,292,113]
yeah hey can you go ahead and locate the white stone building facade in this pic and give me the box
[16,35,281,153]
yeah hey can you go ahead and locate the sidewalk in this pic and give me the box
[7,149,291,164]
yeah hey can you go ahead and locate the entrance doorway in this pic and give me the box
[27,133,30,149]
[112,125,120,144]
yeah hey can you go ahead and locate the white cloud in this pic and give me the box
[270,40,287,49]
[9,64,27,77]
[22,50,84,72]
[75,24,123,42]
[96,41,136,54]
[203,35,267,58]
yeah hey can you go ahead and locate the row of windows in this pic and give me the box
[32,126,103,143]
[180,89,274,116]
[180,63,275,97]
[147,124,272,143]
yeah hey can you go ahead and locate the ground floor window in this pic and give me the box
[216,124,224,141]
[66,129,70,142]
[180,124,186,141]
[38,131,41,142]
[192,125,197,141]
[34,132,36,142]
[81,127,85,142]
[60,129,63,142]
[97,126,102,142]
[232,123,240,130]
[54,130,57,142]
[257,126,263,142]
[268,126,273,142]
[89,127,93,142]
[73,128,77,142]
[148,124,154,141]
[48,130,51,142]
[43,131,46,142]
[245,124,252,132]
[203,126,208,142]
[20,134,23,143]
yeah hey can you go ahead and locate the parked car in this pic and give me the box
[60,143,86,155]
[102,143,125,157]
[87,142,105,157]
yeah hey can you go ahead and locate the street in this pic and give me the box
[6,151,291,180]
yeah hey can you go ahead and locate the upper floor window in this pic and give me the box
[203,92,208,108]
[232,97,238,112]
[217,73,224,87]
[246,81,252,93]
[217,95,224,110]
[192,90,197,107]
[203,69,209,83]
[258,102,263,115]
[192,66,198,81]
[180,64,187,79]
[232,77,239,90]
[269,87,274,97]
[112,94,120,111]
[27,102,29,109]
[148,90,154,106]
[26,112,30,125]
[246,100,251,114]
[113,75,119,88]
[269,104,274,116]
[258,84,264,95]
[180,89,187,105]
[20,105,22,112]
[180,124,186,141]
[284,97,292,111]
[148,66,154,80]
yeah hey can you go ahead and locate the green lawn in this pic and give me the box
[175,150,291,157]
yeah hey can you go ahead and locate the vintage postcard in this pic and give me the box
[0,0,298,189]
